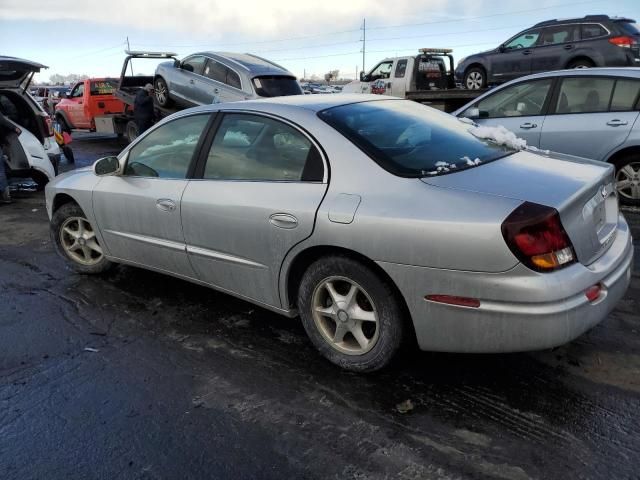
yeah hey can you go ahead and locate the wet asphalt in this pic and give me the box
[1,133,639,479]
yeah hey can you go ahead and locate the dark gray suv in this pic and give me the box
[455,15,640,89]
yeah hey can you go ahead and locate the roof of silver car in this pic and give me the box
[507,67,640,82]
[189,94,397,114]
[193,51,295,76]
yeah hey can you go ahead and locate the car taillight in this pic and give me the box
[501,202,576,272]
[39,113,53,136]
[609,36,635,48]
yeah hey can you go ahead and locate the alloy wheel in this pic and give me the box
[616,162,640,201]
[155,80,167,104]
[311,276,379,355]
[59,216,104,266]
[466,71,483,89]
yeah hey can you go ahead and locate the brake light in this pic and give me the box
[501,202,576,272]
[609,36,635,48]
[38,112,53,137]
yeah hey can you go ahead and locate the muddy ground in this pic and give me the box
[1,133,638,479]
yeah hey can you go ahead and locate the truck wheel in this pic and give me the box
[125,120,139,144]
[55,114,71,133]
[154,77,172,107]
[464,67,486,90]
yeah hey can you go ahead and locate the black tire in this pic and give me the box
[612,153,640,206]
[568,58,594,69]
[125,120,139,144]
[298,255,405,372]
[154,77,172,107]
[55,114,72,134]
[31,170,49,191]
[62,145,75,164]
[50,202,113,274]
[463,66,487,90]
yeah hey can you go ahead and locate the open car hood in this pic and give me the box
[0,56,47,89]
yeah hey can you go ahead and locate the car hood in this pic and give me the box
[422,150,618,266]
[0,56,47,89]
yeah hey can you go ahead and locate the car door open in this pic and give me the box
[181,112,328,308]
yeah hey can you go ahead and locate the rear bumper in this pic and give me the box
[378,215,633,353]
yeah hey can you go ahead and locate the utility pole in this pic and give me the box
[360,18,366,76]
[126,36,134,76]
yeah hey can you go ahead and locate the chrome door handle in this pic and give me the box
[522,49,532,55]
[564,44,574,50]
[269,213,298,229]
[607,119,628,127]
[213,88,220,94]
[520,122,537,129]
[156,199,176,212]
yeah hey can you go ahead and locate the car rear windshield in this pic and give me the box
[252,76,302,97]
[90,79,117,95]
[318,100,515,177]
[617,21,640,35]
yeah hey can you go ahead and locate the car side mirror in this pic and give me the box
[465,107,480,119]
[93,156,121,176]
[359,71,365,81]
[173,59,180,68]
[499,44,506,53]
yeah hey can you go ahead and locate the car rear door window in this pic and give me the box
[470,79,552,118]
[581,23,608,39]
[204,113,323,181]
[555,77,615,114]
[505,30,540,50]
[610,79,640,111]
[204,60,242,90]
[124,114,210,178]
[539,25,580,45]
[182,56,206,75]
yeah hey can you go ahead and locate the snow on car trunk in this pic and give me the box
[422,150,619,266]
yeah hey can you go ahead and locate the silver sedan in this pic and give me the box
[45,95,634,371]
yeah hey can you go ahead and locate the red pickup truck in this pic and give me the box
[55,78,126,132]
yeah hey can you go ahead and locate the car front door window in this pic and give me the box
[204,113,323,181]
[182,56,206,75]
[470,79,552,118]
[368,61,393,81]
[124,114,210,178]
[505,31,540,50]
[70,84,84,98]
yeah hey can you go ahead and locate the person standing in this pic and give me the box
[0,111,21,204]
[134,84,155,136]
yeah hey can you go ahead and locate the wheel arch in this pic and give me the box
[606,144,640,166]
[565,55,596,69]
[55,110,73,130]
[52,192,79,213]
[282,245,415,341]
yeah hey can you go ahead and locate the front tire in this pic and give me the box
[154,77,171,107]
[51,203,113,274]
[613,153,640,206]
[464,67,486,90]
[298,255,405,372]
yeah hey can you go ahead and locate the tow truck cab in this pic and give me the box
[342,49,456,98]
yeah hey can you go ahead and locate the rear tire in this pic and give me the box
[568,58,594,69]
[154,77,172,107]
[297,255,405,372]
[125,120,139,144]
[55,114,71,133]
[51,203,113,274]
[612,153,640,206]
[464,67,487,90]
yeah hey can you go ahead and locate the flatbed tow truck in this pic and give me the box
[342,48,487,112]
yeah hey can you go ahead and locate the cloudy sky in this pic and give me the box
[1,0,638,83]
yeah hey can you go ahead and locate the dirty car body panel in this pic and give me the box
[46,95,633,355]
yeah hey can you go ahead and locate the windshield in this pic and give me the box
[318,100,516,177]
[252,76,302,97]
[617,21,640,35]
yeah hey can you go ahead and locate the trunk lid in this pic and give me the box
[0,56,47,89]
[422,151,618,266]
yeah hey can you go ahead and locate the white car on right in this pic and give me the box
[453,68,640,205]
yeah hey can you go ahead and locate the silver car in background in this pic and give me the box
[153,51,302,107]
[453,68,640,205]
[45,95,633,371]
